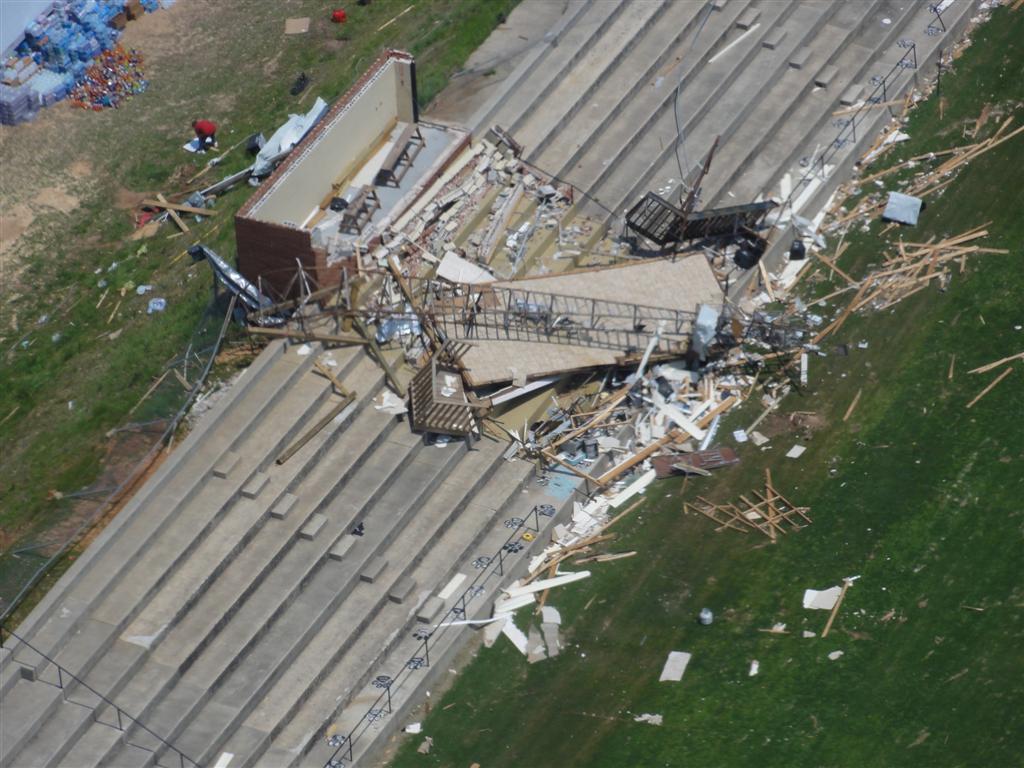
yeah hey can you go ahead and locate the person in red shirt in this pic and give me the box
[192,119,218,152]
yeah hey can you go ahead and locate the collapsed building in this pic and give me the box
[2,0,976,764]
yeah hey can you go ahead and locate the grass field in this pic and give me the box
[0,0,517,612]
[390,10,1024,767]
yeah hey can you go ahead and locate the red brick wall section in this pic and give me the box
[235,216,314,299]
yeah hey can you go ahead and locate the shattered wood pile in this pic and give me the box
[685,471,811,542]
[827,115,1024,230]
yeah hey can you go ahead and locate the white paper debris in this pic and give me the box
[659,651,692,682]
[296,343,313,356]
[634,713,663,726]
[803,586,842,610]
[748,660,760,677]
[828,650,844,660]
[733,429,749,443]
[786,444,807,459]
[403,722,423,734]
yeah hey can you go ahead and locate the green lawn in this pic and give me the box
[391,11,1024,768]
[0,0,517,614]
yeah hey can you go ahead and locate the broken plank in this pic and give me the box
[842,388,862,422]
[967,351,1024,375]
[965,366,1013,409]
[142,199,212,216]
[248,326,367,346]
[156,193,189,233]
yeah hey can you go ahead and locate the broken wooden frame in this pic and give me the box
[685,471,811,541]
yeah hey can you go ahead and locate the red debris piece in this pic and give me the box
[331,9,347,23]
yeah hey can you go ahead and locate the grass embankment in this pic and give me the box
[391,11,1024,768]
[0,0,517,612]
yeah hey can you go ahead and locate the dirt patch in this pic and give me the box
[0,204,35,256]
[37,424,168,556]
[114,187,152,210]
[263,49,284,76]
[33,186,80,212]
[69,160,93,179]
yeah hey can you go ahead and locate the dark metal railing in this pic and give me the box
[782,43,918,213]
[0,626,200,768]
[322,501,559,767]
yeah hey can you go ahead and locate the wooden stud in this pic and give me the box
[966,366,1013,409]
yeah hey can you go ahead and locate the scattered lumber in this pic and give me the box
[843,388,862,422]
[968,351,1024,375]
[142,199,212,216]
[821,577,855,638]
[156,193,189,233]
[248,326,367,346]
[686,471,811,541]
[965,366,1013,409]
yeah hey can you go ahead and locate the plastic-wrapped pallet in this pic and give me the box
[0,84,39,125]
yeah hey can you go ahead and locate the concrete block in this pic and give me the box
[814,64,839,89]
[360,555,388,584]
[761,27,787,50]
[388,577,417,605]
[416,596,444,623]
[241,471,270,499]
[269,493,298,520]
[212,451,241,479]
[735,8,760,30]
[328,535,357,561]
[299,513,327,540]
[789,48,811,70]
[839,83,863,106]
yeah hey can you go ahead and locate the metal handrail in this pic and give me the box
[0,625,201,768]
[781,43,918,215]
[322,500,563,766]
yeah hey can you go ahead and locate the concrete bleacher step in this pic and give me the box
[299,513,328,540]
[485,0,629,136]
[225,442,515,763]
[3,369,339,767]
[0,343,316,704]
[764,0,975,217]
[466,0,591,134]
[588,0,802,214]
[703,4,884,205]
[270,492,298,520]
[296,464,544,768]
[535,0,749,177]
[360,555,389,584]
[58,415,420,768]
[388,576,417,604]
[527,0,712,169]
[561,0,779,207]
[650,0,856,208]
[212,451,241,479]
[127,438,472,768]
[512,0,671,152]
[328,534,357,561]
[5,350,376,768]
[115,356,379,654]
[613,0,839,210]
[93,429,445,763]
[240,448,532,767]
[240,471,270,500]
[729,0,922,204]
